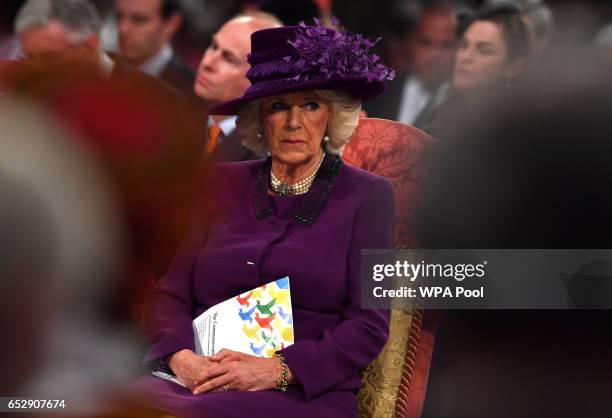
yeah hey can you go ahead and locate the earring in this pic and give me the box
[256,133,263,139]
[323,135,330,143]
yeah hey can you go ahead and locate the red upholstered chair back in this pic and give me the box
[344,118,436,418]
[343,117,433,248]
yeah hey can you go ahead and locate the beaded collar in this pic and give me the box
[254,153,343,225]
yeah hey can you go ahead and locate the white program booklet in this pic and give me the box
[153,277,294,386]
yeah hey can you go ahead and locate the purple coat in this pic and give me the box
[134,155,394,418]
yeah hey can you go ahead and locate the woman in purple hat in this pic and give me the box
[134,20,395,418]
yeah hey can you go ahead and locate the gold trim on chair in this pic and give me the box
[357,308,423,418]
[395,308,423,418]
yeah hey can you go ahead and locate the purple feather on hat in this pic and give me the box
[284,18,395,84]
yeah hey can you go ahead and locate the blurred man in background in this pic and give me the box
[365,1,462,128]
[115,0,196,96]
[15,0,197,95]
[194,13,280,162]
[16,0,104,68]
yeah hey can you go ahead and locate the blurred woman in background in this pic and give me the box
[422,4,531,136]
[453,3,530,93]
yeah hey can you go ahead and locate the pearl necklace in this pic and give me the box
[270,154,325,195]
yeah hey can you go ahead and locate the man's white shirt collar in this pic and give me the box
[397,76,432,125]
[140,44,173,77]
[209,116,238,138]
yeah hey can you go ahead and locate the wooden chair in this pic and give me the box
[343,118,437,418]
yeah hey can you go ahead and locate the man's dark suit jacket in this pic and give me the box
[208,129,266,163]
[109,55,205,137]
[108,52,177,93]
[363,72,407,121]
[364,72,448,129]
[159,53,196,98]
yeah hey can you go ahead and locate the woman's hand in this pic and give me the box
[167,349,220,392]
[192,349,290,394]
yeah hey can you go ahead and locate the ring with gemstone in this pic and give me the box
[223,384,230,391]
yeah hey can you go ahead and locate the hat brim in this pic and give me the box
[208,77,386,115]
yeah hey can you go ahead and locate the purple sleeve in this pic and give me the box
[280,178,395,400]
[143,231,207,363]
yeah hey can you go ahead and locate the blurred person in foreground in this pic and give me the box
[115,0,196,96]
[0,74,208,413]
[365,0,461,128]
[9,0,206,311]
[422,3,530,136]
[416,45,612,418]
[0,97,141,413]
[194,13,281,162]
[130,21,395,418]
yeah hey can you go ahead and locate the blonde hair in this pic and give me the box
[236,89,361,154]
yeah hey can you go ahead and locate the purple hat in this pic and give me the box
[208,20,395,115]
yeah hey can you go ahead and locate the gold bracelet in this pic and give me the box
[274,353,289,392]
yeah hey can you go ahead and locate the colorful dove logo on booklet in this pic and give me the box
[193,277,294,358]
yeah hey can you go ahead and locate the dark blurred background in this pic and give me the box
[3,0,612,70]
